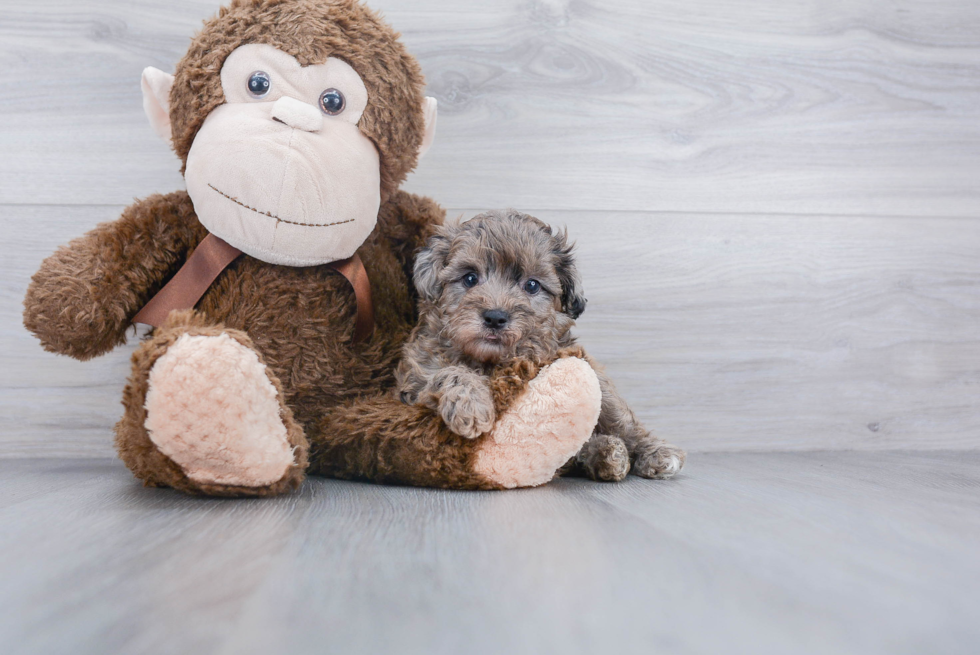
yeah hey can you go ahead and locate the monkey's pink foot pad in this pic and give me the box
[474,357,601,488]
[144,333,294,487]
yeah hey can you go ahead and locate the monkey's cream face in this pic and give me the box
[183,44,381,266]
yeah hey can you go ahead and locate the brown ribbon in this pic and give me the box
[132,233,241,328]
[133,233,375,343]
[326,252,375,344]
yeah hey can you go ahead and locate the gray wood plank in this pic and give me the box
[4,204,979,454]
[0,452,977,655]
[0,461,314,655]
[1,0,979,215]
[549,209,980,452]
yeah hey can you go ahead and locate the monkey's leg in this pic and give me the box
[115,310,308,497]
[308,355,601,490]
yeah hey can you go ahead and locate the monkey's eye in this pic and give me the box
[462,272,479,288]
[524,279,541,295]
[247,71,271,98]
[319,88,346,115]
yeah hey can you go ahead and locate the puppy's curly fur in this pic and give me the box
[395,209,686,481]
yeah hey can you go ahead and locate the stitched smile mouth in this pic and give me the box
[208,183,355,228]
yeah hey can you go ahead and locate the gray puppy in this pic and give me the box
[395,209,685,481]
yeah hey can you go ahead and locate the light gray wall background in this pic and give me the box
[2,0,979,456]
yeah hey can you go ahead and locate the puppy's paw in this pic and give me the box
[631,437,686,479]
[577,433,630,481]
[439,381,496,440]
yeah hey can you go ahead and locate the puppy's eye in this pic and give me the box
[319,88,346,115]
[524,279,541,294]
[462,272,479,288]
[247,71,271,98]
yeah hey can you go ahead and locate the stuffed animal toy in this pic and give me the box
[23,0,604,496]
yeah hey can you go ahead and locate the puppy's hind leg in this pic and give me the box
[575,433,631,482]
[631,437,686,479]
[591,362,686,480]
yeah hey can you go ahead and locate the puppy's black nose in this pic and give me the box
[483,309,510,329]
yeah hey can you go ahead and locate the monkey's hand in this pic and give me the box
[432,366,496,440]
[23,191,206,360]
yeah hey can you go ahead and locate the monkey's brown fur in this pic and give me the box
[22,0,515,495]
[308,355,552,490]
[396,210,686,481]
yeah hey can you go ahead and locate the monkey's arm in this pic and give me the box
[23,191,206,360]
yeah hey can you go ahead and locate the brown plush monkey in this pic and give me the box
[23,0,602,496]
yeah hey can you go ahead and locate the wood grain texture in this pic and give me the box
[3,4,978,653]
[1,0,979,215]
[549,209,980,452]
[2,0,979,455]
[1,453,977,654]
[4,204,978,455]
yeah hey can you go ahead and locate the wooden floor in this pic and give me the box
[1,452,977,655]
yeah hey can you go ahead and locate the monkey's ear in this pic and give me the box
[553,229,588,319]
[141,67,175,143]
[413,222,458,302]
[418,97,438,159]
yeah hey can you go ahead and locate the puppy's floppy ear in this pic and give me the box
[413,222,459,302]
[552,228,587,319]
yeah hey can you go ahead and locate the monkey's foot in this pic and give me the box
[473,357,601,488]
[144,333,296,488]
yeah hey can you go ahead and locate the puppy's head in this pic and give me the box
[413,209,587,363]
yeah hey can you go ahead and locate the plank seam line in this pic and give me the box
[1,202,978,222]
